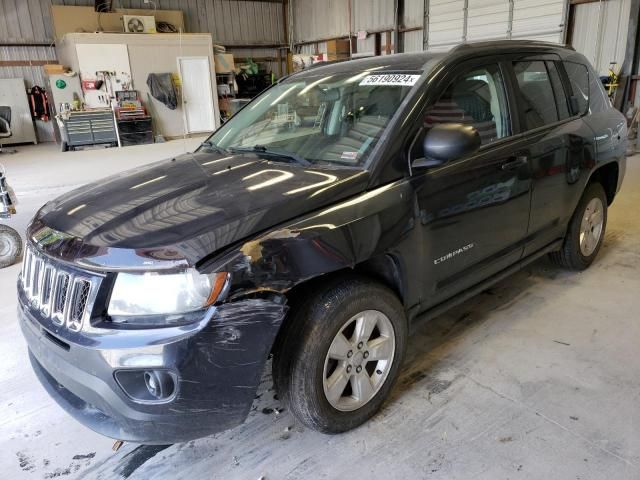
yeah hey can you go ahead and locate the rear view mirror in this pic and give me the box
[319,88,340,102]
[413,123,481,169]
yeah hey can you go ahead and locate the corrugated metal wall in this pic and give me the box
[0,0,56,88]
[293,0,395,55]
[353,0,395,32]
[0,45,57,88]
[511,0,566,42]
[292,0,567,54]
[466,0,510,43]
[293,0,349,42]
[571,0,631,75]
[402,0,424,52]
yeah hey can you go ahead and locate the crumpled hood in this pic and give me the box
[33,151,368,268]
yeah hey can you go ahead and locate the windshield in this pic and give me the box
[203,70,421,166]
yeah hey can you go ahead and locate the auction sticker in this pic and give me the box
[359,74,420,86]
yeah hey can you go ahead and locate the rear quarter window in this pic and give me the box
[563,61,589,115]
[563,60,611,115]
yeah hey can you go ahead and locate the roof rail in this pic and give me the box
[450,39,576,51]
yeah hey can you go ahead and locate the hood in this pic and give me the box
[32,151,368,269]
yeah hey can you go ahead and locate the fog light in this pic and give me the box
[115,369,177,403]
[144,370,175,400]
[144,371,159,397]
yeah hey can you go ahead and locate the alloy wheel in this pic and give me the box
[322,310,396,412]
[579,197,604,257]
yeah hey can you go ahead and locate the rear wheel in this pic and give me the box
[550,182,607,270]
[274,277,407,433]
[0,224,22,268]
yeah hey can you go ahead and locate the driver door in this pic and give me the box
[411,60,533,309]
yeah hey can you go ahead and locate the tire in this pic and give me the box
[0,224,23,268]
[549,182,607,270]
[273,276,408,433]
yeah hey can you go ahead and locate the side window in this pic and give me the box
[513,61,560,130]
[546,61,570,120]
[424,64,510,146]
[562,61,589,115]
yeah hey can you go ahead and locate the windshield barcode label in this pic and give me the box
[359,74,420,86]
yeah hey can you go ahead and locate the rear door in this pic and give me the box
[411,58,533,309]
[505,55,597,256]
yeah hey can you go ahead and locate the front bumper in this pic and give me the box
[19,291,286,444]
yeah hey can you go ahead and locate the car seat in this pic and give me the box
[0,107,16,154]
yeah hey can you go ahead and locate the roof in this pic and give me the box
[292,40,578,79]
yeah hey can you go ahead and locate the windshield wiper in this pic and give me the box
[200,140,228,154]
[230,145,310,166]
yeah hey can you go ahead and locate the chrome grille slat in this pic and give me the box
[20,245,98,332]
[24,249,32,291]
[40,266,54,316]
[52,271,70,326]
[32,258,43,302]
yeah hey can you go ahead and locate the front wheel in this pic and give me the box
[549,182,608,270]
[274,277,407,433]
[0,224,23,268]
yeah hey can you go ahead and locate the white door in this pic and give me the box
[177,57,216,133]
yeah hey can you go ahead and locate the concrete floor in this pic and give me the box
[1,142,638,480]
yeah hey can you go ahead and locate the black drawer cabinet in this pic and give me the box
[62,110,117,149]
[117,117,153,146]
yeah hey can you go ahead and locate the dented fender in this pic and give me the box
[204,179,424,309]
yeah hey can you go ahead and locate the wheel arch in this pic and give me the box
[588,161,619,205]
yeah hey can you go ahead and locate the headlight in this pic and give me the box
[108,269,228,317]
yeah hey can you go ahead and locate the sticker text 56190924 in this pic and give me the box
[359,74,421,87]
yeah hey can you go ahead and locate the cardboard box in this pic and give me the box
[326,39,351,55]
[215,54,236,74]
[44,64,66,75]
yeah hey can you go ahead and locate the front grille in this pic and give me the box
[21,245,99,332]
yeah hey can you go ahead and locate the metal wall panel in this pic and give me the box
[0,0,55,42]
[356,35,376,56]
[0,45,57,88]
[353,0,395,32]
[427,0,465,49]
[403,0,425,28]
[423,0,567,50]
[402,29,423,52]
[467,0,509,42]
[511,0,565,42]
[571,0,630,75]
[293,0,349,42]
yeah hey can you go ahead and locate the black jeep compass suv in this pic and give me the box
[19,41,626,443]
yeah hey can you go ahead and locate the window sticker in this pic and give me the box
[341,151,358,161]
[359,74,420,87]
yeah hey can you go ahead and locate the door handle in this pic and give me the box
[501,155,528,171]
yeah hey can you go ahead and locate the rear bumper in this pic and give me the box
[19,293,286,444]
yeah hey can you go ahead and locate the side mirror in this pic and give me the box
[413,123,481,169]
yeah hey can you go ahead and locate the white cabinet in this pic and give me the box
[0,78,37,145]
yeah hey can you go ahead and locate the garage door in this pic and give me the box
[426,0,567,50]
[511,0,566,43]
[570,0,630,75]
